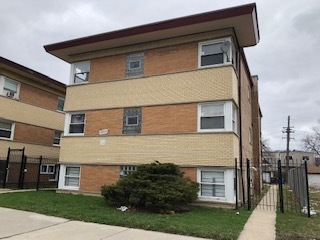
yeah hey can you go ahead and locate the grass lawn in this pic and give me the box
[0,190,251,240]
[276,189,320,240]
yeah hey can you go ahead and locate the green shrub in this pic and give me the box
[101,162,199,213]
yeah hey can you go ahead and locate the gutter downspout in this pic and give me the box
[238,48,245,205]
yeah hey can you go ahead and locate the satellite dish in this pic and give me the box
[221,40,231,53]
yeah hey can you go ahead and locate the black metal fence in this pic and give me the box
[236,157,311,217]
[1,148,59,190]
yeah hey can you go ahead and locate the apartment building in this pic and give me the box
[0,57,66,158]
[45,3,261,205]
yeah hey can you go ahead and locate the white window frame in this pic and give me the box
[40,164,55,174]
[126,116,139,126]
[0,76,20,99]
[198,37,233,68]
[120,165,137,176]
[198,101,235,132]
[53,131,62,146]
[128,60,141,70]
[197,168,235,203]
[70,61,90,85]
[64,113,86,136]
[232,104,238,134]
[58,165,81,190]
[0,120,15,140]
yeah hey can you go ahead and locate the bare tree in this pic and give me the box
[261,137,273,160]
[302,125,320,156]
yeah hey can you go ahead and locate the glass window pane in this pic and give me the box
[0,122,12,130]
[65,177,79,187]
[0,130,11,138]
[41,165,47,173]
[66,167,80,176]
[201,104,224,117]
[126,116,138,125]
[48,165,55,173]
[57,98,65,111]
[202,43,223,55]
[201,54,224,66]
[4,81,18,92]
[201,171,224,183]
[75,62,90,73]
[69,124,84,133]
[201,184,225,197]
[71,114,85,124]
[201,116,224,129]
[129,61,141,69]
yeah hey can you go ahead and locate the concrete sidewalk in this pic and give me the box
[237,185,277,240]
[0,207,210,240]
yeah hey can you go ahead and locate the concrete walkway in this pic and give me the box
[237,185,278,240]
[0,207,210,240]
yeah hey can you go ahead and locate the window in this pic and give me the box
[40,164,55,174]
[57,97,65,111]
[68,113,85,134]
[198,102,237,133]
[120,166,137,176]
[54,131,62,145]
[232,105,238,133]
[302,156,309,161]
[199,170,225,198]
[126,116,138,126]
[73,61,90,84]
[123,108,141,134]
[0,121,14,139]
[64,166,80,188]
[199,103,225,130]
[199,38,232,67]
[2,77,19,99]
[126,53,144,78]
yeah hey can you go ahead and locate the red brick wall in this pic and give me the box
[80,165,120,192]
[142,103,197,134]
[14,122,54,146]
[181,167,197,181]
[85,109,123,136]
[84,103,198,136]
[19,82,60,111]
[90,54,126,83]
[145,42,198,75]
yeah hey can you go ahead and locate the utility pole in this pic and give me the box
[282,116,294,181]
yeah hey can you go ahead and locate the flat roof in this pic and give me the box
[44,3,259,62]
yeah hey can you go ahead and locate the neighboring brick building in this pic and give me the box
[0,57,66,158]
[45,3,261,205]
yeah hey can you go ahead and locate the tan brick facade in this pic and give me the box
[59,133,239,167]
[0,96,64,131]
[64,67,238,111]
[0,141,60,157]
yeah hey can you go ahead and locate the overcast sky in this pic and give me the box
[1,0,319,151]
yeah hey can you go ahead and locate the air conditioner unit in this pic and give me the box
[6,91,15,98]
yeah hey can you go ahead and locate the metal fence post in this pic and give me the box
[278,160,284,213]
[2,148,10,188]
[247,159,251,211]
[36,156,43,191]
[304,161,311,218]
